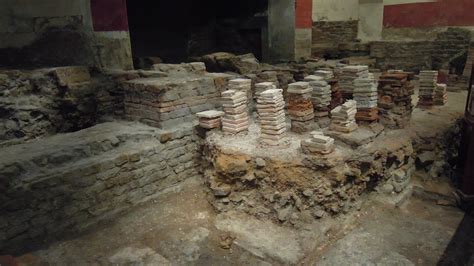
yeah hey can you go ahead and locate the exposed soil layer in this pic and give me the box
[203,91,467,225]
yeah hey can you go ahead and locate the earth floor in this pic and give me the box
[13,176,473,266]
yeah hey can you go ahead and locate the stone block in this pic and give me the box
[0,217,7,229]
[115,154,129,166]
[72,175,97,188]
[6,222,29,239]
[96,167,120,181]
[51,66,91,87]
[128,152,141,162]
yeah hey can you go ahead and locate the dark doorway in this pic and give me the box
[126,0,268,64]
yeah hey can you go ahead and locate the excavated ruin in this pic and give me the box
[203,117,461,225]
[0,57,468,263]
[3,0,474,264]
[205,128,404,221]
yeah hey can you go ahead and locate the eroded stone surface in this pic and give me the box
[215,212,304,264]
[109,247,171,265]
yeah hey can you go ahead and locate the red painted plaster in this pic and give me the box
[296,0,313,28]
[91,0,129,31]
[384,0,474,28]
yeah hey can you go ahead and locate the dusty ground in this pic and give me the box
[9,90,473,265]
[310,197,466,265]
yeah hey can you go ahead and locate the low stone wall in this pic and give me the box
[312,20,358,46]
[311,20,362,57]
[371,28,471,72]
[0,121,201,254]
[370,41,433,72]
[432,28,471,72]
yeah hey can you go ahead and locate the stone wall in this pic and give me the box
[371,28,471,72]
[311,20,362,57]
[432,28,471,72]
[0,121,201,254]
[0,67,127,147]
[0,67,97,146]
[370,41,433,72]
[312,21,358,45]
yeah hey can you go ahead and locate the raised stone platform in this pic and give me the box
[203,91,467,225]
[204,120,414,224]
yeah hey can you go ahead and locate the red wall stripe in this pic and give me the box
[296,0,313,28]
[90,0,129,31]
[384,0,474,28]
